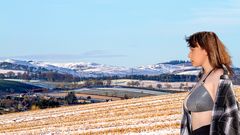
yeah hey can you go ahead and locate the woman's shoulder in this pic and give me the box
[201,68,224,102]
[205,68,223,83]
[204,68,224,95]
[213,68,224,78]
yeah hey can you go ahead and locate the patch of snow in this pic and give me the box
[0,69,25,74]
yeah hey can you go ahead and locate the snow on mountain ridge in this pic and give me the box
[1,59,80,76]
[4,59,35,67]
[0,59,199,77]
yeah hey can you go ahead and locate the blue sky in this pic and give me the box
[0,0,239,67]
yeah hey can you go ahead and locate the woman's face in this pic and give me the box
[188,43,208,67]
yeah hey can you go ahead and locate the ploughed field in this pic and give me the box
[0,88,239,135]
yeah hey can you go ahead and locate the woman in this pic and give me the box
[180,31,240,135]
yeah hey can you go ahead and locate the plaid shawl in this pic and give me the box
[180,67,240,135]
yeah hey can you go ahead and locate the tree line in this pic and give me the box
[1,71,240,85]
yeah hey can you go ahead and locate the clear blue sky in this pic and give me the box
[0,0,239,67]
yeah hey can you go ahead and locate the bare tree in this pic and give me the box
[157,84,162,89]
[135,81,140,87]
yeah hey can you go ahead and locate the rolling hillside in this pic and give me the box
[0,59,200,77]
[0,80,41,94]
[0,89,239,135]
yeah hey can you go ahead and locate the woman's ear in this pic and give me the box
[203,49,208,56]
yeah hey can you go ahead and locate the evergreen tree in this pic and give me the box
[65,92,78,105]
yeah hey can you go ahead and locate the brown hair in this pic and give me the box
[185,31,233,76]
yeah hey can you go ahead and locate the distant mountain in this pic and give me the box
[0,59,80,76]
[2,59,237,78]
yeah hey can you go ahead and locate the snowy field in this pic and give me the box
[111,79,196,89]
[0,92,186,135]
[0,88,239,134]
[96,87,169,95]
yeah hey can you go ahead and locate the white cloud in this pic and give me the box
[189,1,240,25]
[0,50,127,62]
[190,17,240,25]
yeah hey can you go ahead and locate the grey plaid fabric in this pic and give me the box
[180,69,240,135]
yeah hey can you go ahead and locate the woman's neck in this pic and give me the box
[202,61,214,75]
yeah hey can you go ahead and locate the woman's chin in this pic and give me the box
[191,62,198,67]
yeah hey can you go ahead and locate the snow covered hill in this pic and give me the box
[0,59,202,77]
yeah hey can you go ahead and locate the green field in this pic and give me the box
[0,80,41,94]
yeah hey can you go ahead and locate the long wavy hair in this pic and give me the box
[185,31,233,77]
